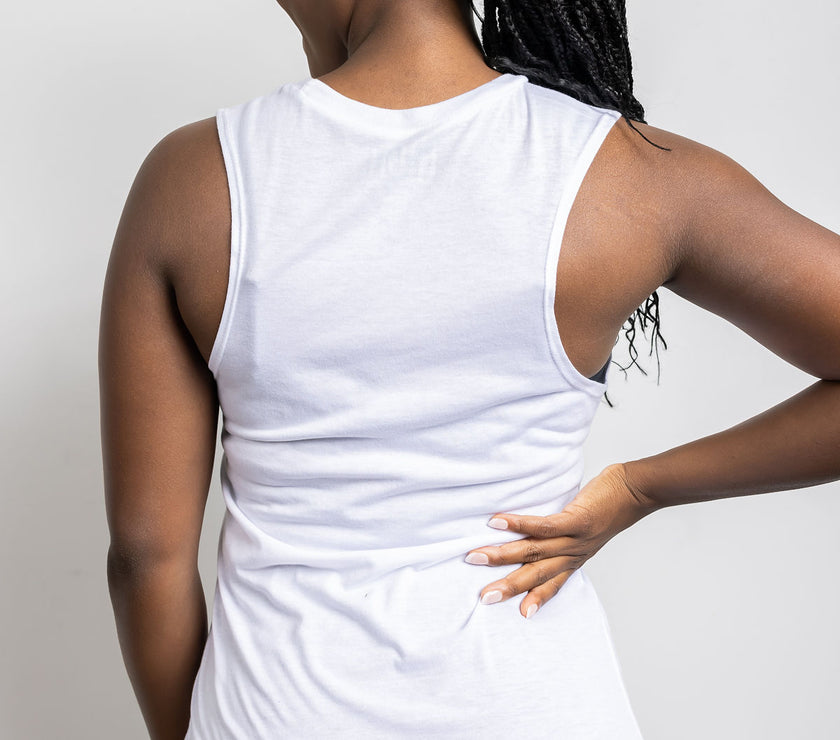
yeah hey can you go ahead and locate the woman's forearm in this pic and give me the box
[107,554,208,740]
[622,379,840,510]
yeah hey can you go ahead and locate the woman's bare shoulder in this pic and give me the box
[127,116,229,273]
[609,116,840,380]
[597,114,786,280]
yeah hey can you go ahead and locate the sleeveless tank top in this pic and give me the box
[185,72,643,739]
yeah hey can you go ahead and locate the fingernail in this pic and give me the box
[465,552,489,565]
[480,590,503,605]
[487,517,508,530]
[525,603,539,619]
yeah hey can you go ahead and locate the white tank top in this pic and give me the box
[185,71,643,739]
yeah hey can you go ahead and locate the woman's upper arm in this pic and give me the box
[659,132,840,381]
[99,123,220,570]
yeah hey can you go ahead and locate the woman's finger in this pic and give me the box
[465,534,578,566]
[476,555,582,606]
[518,570,578,619]
[485,510,577,539]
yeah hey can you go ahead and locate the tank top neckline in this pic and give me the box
[297,72,529,133]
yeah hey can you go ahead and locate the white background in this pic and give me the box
[1,0,838,737]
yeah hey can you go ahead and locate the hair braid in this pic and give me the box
[461,0,670,404]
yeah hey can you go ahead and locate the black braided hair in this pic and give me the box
[459,0,670,405]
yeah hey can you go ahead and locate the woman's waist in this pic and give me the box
[217,481,586,581]
[219,460,586,569]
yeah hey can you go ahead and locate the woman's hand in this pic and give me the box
[464,462,659,619]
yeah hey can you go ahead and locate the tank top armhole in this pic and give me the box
[208,107,246,379]
[542,110,622,397]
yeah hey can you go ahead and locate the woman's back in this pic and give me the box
[100,2,840,736]
[182,72,649,738]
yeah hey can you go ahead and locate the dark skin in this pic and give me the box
[100,0,840,737]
